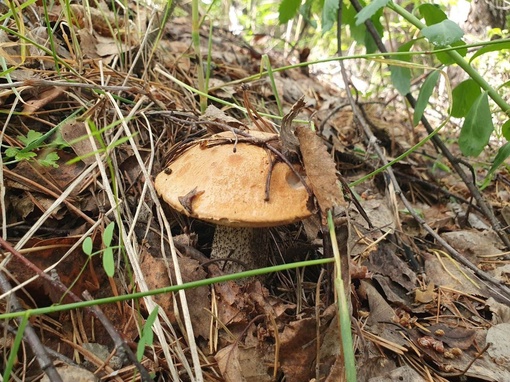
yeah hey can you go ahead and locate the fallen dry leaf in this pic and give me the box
[23,86,67,114]
[200,104,248,133]
[280,96,305,155]
[486,297,510,324]
[279,317,318,382]
[423,323,476,350]
[6,236,104,303]
[140,251,211,339]
[215,343,273,382]
[367,244,417,291]
[61,120,101,164]
[362,280,396,326]
[296,125,345,215]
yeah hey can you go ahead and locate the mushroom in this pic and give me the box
[155,130,311,275]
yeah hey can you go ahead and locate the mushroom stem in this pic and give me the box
[211,226,270,274]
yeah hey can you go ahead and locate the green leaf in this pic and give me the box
[345,1,383,53]
[49,133,69,149]
[15,151,37,161]
[4,147,19,158]
[481,141,510,189]
[341,2,355,24]
[18,130,42,146]
[390,65,411,96]
[389,39,416,95]
[436,40,467,65]
[470,41,510,63]
[103,222,115,247]
[355,0,389,26]
[502,120,510,140]
[500,79,510,90]
[102,247,115,277]
[344,2,366,45]
[278,0,301,24]
[299,1,317,29]
[39,152,60,168]
[413,70,440,126]
[458,92,494,156]
[421,19,464,47]
[83,237,93,256]
[416,4,447,25]
[137,307,159,361]
[144,308,158,343]
[432,159,451,173]
[363,21,382,53]
[322,0,340,33]
[451,79,481,118]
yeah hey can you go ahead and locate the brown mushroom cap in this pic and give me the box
[155,131,311,227]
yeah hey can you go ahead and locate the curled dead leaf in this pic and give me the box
[296,126,345,215]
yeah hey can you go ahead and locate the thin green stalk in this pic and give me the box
[41,0,62,73]
[350,116,448,187]
[5,1,24,48]
[0,258,334,320]
[327,210,356,382]
[3,312,29,381]
[263,54,284,117]
[62,0,83,70]
[192,0,207,112]
[205,23,214,92]
[388,1,510,116]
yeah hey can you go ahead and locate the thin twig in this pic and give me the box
[82,291,152,382]
[264,154,277,201]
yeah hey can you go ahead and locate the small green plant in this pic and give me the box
[1,109,83,167]
[136,307,159,361]
[82,222,117,277]
[3,130,60,167]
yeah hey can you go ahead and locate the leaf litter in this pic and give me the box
[0,2,509,382]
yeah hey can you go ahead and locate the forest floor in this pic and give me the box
[1,2,510,382]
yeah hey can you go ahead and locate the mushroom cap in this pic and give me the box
[155,131,311,227]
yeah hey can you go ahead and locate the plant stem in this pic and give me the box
[327,211,357,382]
[0,257,335,320]
[192,0,207,112]
[264,54,284,117]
